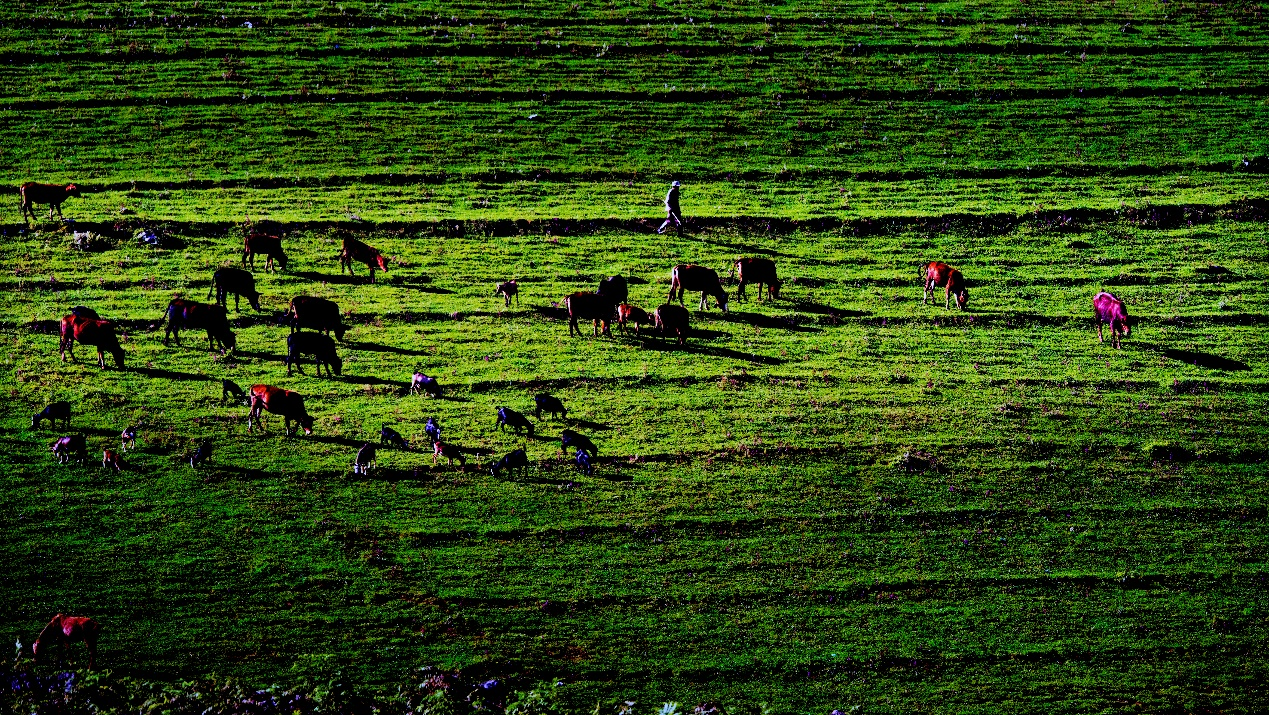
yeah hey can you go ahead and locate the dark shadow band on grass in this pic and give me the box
[128,366,219,382]
[715,311,822,333]
[1161,348,1251,371]
[638,339,787,365]
[346,341,433,357]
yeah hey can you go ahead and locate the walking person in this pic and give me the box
[657,180,684,235]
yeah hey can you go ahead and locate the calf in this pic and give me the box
[433,440,466,467]
[734,257,782,302]
[339,236,389,282]
[654,303,691,346]
[495,280,519,307]
[564,291,616,337]
[206,267,262,312]
[489,448,528,479]
[247,385,314,436]
[189,439,213,468]
[1093,291,1131,349]
[574,448,595,477]
[120,424,139,451]
[32,614,99,670]
[222,379,248,405]
[353,442,377,475]
[163,298,236,354]
[616,304,653,336]
[242,233,288,272]
[495,406,535,436]
[669,264,729,312]
[102,449,123,472]
[411,373,442,398]
[424,417,442,443]
[20,182,81,227]
[380,425,410,450]
[533,394,566,421]
[560,429,598,457]
[288,296,348,341]
[59,315,125,369]
[51,435,87,464]
[923,261,969,310]
[32,401,71,430]
[285,332,343,377]
[596,275,629,305]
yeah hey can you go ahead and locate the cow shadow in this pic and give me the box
[307,434,372,448]
[234,350,285,363]
[566,419,612,431]
[128,366,219,382]
[1161,348,1251,371]
[638,339,787,365]
[340,375,406,388]
[347,341,432,357]
[715,311,822,333]
[292,271,366,285]
[789,300,867,319]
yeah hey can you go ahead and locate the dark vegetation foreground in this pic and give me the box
[2,0,1269,712]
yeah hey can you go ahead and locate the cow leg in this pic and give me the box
[923,280,932,304]
[945,286,952,310]
[1096,322,1104,343]
[97,348,106,368]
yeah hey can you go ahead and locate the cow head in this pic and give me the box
[65,184,82,198]
[329,354,343,376]
[768,278,783,300]
[246,291,262,311]
[298,414,315,436]
[334,323,348,342]
[109,346,126,369]
[220,330,238,354]
[374,254,389,272]
[1117,317,1131,338]
[955,287,969,309]
[274,251,289,271]
[715,291,730,314]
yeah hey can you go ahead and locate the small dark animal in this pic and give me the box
[380,425,409,450]
[424,417,442,443]
[616,304,653,335]
[495,280,519,307]
[163,298,236,353]
[669,264,729,312]
[20,182,81,227]
[285,332,343,377]
[206,267,262,312]
[533,394,567,421]
[32,401,71,429]
[32,614,99,670]
[242,233,288,272]
[490,448,529,479]
[560,429,598,457]
[495,406,535,436]
[924,261,969,309]
[247,385,314,436]
[734,257,782,302]
[59,315,125,369]
[353,442,377,475]
[69,306,100,320]
[433,440,466,467]
[222,379,248,405]
[654,303,691,346]
[189,439,213,467]
[1094,291,1131,349]
[338,236,389,282]
[288,296,347,341]
[411,373,442,398]
[574,448,594,476]
[102,449,122,472]
[51,434,87,464]
[120,424,139,451]
[564,291,616,337]
[596,275,629,305]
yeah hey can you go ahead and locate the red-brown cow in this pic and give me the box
[564,291,616,337]
[247,384,314,436]
[654,303,691,346]
[51,434,88,464]
[20,182,81,227]
[242,233,288,272]
[923,261,969,310]
[33,614,100,670]
[102,449,123,472]
[1093,291,1131,349]
[669,264,729,312]
[616,304,653,335]
[59,315,125,369]
[163,298,236,354]
[339,236,389,282]
[734,257,782,302]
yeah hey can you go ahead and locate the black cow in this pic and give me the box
[287,296,347,341]
[560,429,598,456]
[222,379,248,405]
[424,417,442,443]
[574,448,594,476]
[243,233,288,272]
[596,275,629,305]
[285,332,343,377]
[51,435,87,464]
[533,394,567,420]
[411,373,442,398]
[495,406,535,436]
[163,299,236,354]
[189,439,213,468]
[489,448,529,479]
[32,401,71,429]
[207,267,262,312]
[380,426,410,450]
[20,182,81,227]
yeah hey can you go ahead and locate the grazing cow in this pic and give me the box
[1094,291,1131,349]
[424,417,442,444]
[433,440,466,467]
[247,385,314,436]
[206,267,262,312]
[32,614,99,670]
[495,406,535,436]
[654,303,691,346]
[163,298,236,354]
[353,442,377,475]
[533,394,567,421]
[102,449,123,472]
[489,448,529,479]
[616,304,653,336]
[377,426,408,450]
[596,275,629,305]
[285,332,343,377]
[222,379,248,405]
[32,401,71,429]
[189,439,213,468]
[411,373,442,398]
[564,291,616,337]
[69,306,100,320]
[560,429,598,457]
[287,296,348,341]
[51,435,87,464]
[574,449,595,476]
[923,261,969,310]
[242,233,288,272]
[59,315,125,369]
[495,280,519,307]
[339,236,389,282]
[669,264,729,312]
[19,182,81,227]
[734,257,782,302]
[120,424,139,451]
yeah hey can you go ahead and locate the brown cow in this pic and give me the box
[102,449,123,472]
[564,291,616,337]
[59,315,125,369]
[51,434,88,464]
[734,257,782,302]
[33,614,100,670]
[433,440,466,467]
[654,303,691,346]
[1094,291,1131,349]
[339,236,389,282]
[163,298,236,353]
[287,296,348,341]
[495,280,519,307]
[616,304,653,335]
[242,233,288,272]
[207,267,262,312]
[669,264,729,312]
[247,384,314,436]
[20,182,81,227]
[923,262,969,309]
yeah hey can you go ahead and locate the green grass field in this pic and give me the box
[3,0,1269,712]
